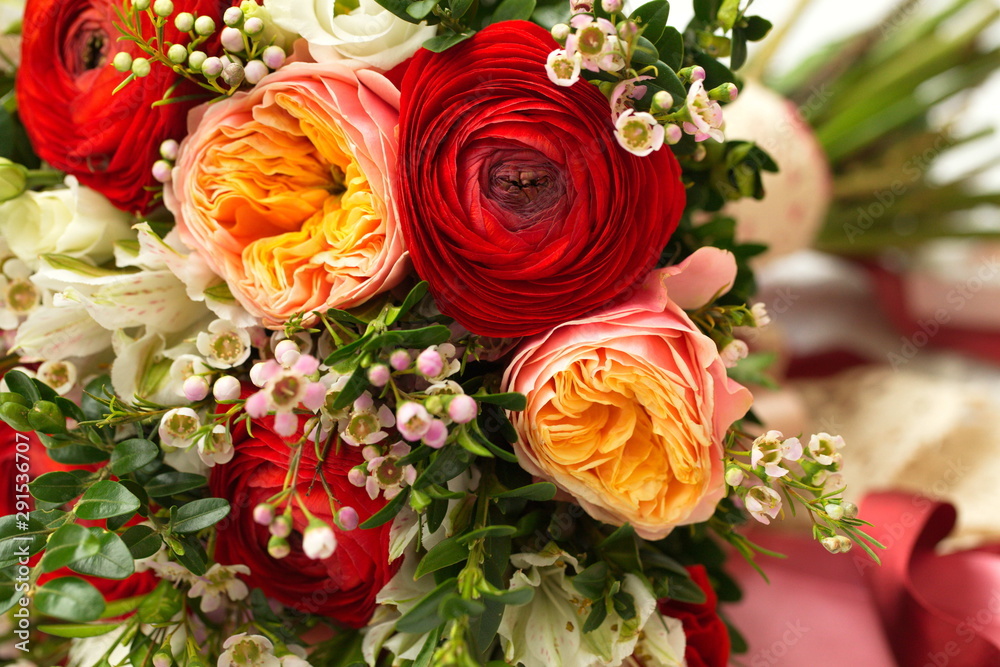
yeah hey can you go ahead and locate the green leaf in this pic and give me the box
[121,525,162,560]
[40,524,101,573]
[45,443,110,466]
[172,498,230,534]
[29,471,85,504]
[612,590,636,620]
[493,482,557,501]
[406,0,437,17]
[414,536,470,580]
[0,570,16,614]
[692,0,717,22]
[395,577,457,634]
[74,481,140,520]
[582,599,608,632]
[110,438,159,476]
[81,376,112,422]
[474,392,526,411]
[572,562,609,600]
[632,35,659,65]
[330,363,368,412]
[4,370,40,403]
[370,0,441,23]
[145,471,207,497]
[0,514,48,565]
[439,595,485,620]
[458,525,517,544]
[599,524,642,572]
[370,325,452,352]
[386,281,429,325]
[137,580,183,624]
[652,61,686,103]
[422,31,474,53]
[665,572,707,604]
[36,622,120,638]
[716,0,739,30]
[416,445,474,490]
[730,27,747,70]
[69,529,135,580]
[743,15,771,41]
[448,0,474,19]
[360,487,410,529]
[170,534,208,576]
[630,0,669,43]
[481,586,534,606]
[655,26,684,71]
[35,577,106,622]
[491,0,535,21]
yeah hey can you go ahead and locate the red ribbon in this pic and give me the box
[861,491,1000,666]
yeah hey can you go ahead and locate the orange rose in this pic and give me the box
[166,63,408,326]
[502,248,753,539]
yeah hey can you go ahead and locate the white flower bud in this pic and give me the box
[188,50,207,71]
[243,17,264,35]
[201,56,223,77]
[151,160,172,184]
[213,375,241,402]
[551,23,570,43]
[132,0,151,10]
[159,139,179,160]
[112,51,133,73]
[0,158,27,204]
[223,6,244,26]
[243,59,268,85]
[302,521,336,560]
[152,0,173,17]
[167,43,187,64]
[261,45,285,70]
[825,503,845,521]
[194,15,216,36]
[131,57,151,77]
[221,26,245,52]
[820,536,841,554]
[174,12,194,32]
[842,502,859,519]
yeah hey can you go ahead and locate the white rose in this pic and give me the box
[265,0,437,71]
[0,176,132,269]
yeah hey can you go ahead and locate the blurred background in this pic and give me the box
[678,1,1000,664]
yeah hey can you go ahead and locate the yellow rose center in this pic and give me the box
[532,348,713,526]
[196,90,384,318]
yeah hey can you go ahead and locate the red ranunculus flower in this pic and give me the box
[395,20,685,337]
[210,415,399,627]
[657,565,730,667]
[17,0,239,213]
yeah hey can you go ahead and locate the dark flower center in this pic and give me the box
[483,153,565,228]
[64,13,111,77]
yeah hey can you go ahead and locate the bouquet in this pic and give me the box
[0,0,881,665]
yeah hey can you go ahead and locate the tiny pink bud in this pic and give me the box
[220,26,245,52]
[202,55,223,77]
[270,514,292,538]
[447,394,478,424]
[253,503,275,525]
[243,17,264,35]
[348,467,366,487]
[159,139,179,160]
[213,375,241,402]
[261,45,286,70]
[183,375,209,401]
[416,348,444,378]
[151,160,172,184]
[367,364,390,388]
[422,419,448,449]
[268,535,290,559]
[244,59,268,85]
[336,506,359,531]
[691,66,706,81]
[389,349,410,371]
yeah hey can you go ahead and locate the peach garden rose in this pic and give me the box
[165,62,408,326]
[502,248,753,540]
